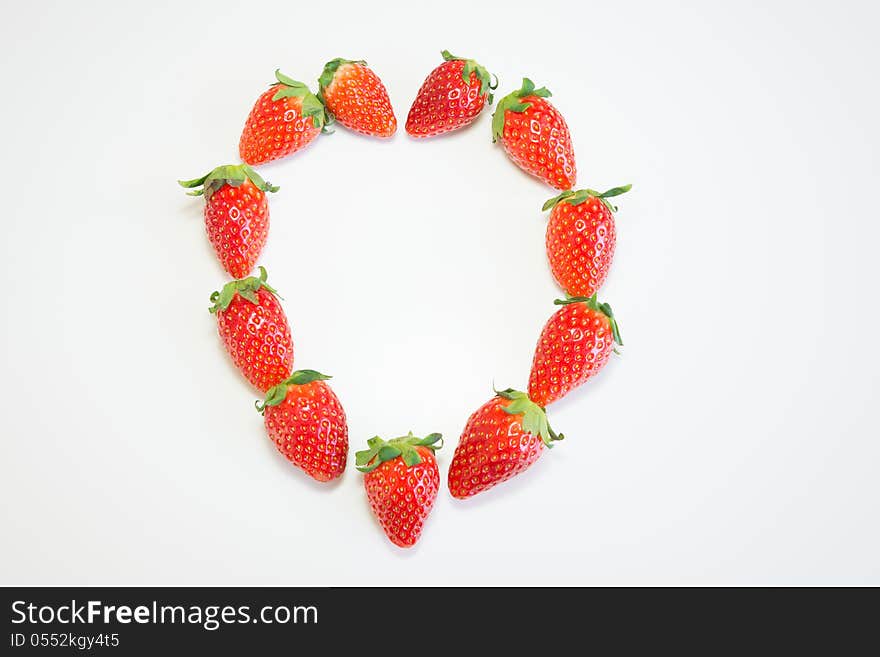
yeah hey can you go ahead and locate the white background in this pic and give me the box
[1,0,878,586]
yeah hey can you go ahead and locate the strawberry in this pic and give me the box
[209,266,293,393]
[448,389,562,499]
[492,78,576,190]
[528,295,622,407]
[356,432,442,547]
[257,369,348,482]
[543,184,632,298]
[239,70,327,166]
[178,164,278,279]
[405,49,495,138]
[317,58,396,137]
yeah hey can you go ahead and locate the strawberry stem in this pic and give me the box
[178,163,278,199]
[316,57,368,127]
[542,184,631,212]
[255,370,333,414]
[355,432,443,473]
[491,78,553,143]
[494,387,564,447]
[440,49,496,100]
[271,69,328,130]
[554,294,623,346]
[317,57,367,94]
[208,266,280,314]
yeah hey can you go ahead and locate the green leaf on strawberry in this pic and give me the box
[554,293,623,346]
[494,388,564,447]
[491,78,553,143]
[317,57,367,93]
[208,266,280,314]
[441,49,496,100]
[315,57,368,130]
[178,163,278,199]
[256,370,333,414]
[270,69,328,130]
[355,432,443,473]
[542,184,632,213]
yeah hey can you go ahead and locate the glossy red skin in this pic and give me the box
[264,380,348,482]
[547,197,616,298]
[406,60,487,138]
[528,303,615,407]
[501,96,576,190]
[216,288,293,392]
[205,179,269,279]
[239,87,321,165]
[364,446,439,548]
[447,397,544,499]
[323,63,396,138]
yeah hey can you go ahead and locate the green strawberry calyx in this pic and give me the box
[495,388,564,448]
[271,69,329,131]
[355,432,443,473]
[491,77,552,143]
[316,58,368,127]
[542,184,632,213]
[208,266,280,314]
[554,294,623,346]
[255,369,332,414]
[441,49,497,102]
[178,163,278,200]
[317,57,367,93]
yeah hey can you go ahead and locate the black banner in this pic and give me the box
[1,587,874,653]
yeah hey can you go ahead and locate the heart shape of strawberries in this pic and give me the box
[178,50,631,548]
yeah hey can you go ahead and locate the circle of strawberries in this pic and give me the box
[178,50,631,549]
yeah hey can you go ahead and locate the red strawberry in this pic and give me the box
[317,58,396,137]
[239,70,327,166]
[356,432,442,547]
[543,184,631,298]
[209,267,293,392]
[528,295,622,407]
[492,78,576,190]
[448,389,562,499]
[405,50,495,138]
[178,164,278,279]
[257,369,348,482]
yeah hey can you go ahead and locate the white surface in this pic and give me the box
[1,0,878,586]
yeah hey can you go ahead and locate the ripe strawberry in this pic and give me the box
[405,50,495,138]
[257,369,348,482]
[528,295,622,407]
[492,78,576,190]
[209,266,293,392]
[448,389,562,499]
[178,164,278,279]
[239,70,327,166]
[356,432,442,547]
[543,184,632,298]
[317,58,396,137]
